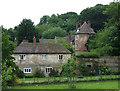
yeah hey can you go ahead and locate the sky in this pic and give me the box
[0,0,114,29]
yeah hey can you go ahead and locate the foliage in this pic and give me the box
[42,27,67,39]
[62,58,78,77]
[15,19,39,45]
[35,24,52,38]
[78,4,108,32]
[2,32,15,61]
[15,69,25,78]
[2,61,17,89]
[49,69,59,77]
[33,68,44,78]
[100,66,111,75]
[2,32,20,89]
[88,2,120,56]
[76,52,100,58]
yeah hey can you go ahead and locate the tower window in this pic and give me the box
[76,35,79,40]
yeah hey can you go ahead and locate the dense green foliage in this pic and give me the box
[42,27,67,39]
[33,68,44,78]
[49,70,59,77]
[76,52,100,58]
[88,2,120,56]
[2,33,18,89]
[78,4,108,32]
[15,19,39,45]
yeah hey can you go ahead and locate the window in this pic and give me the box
[19,54,26,60]
[76,35,79,40]
[45,67,52,73]
[58,55,63,60]
[76,44,78,48]
[42,54,47,60]
[76,51,78,55]
[24,68,32,73]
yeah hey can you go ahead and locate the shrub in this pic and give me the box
[49,69,59,77]
[33,68,44,78]
[76,52,100,58]
[16,69,25,78]
[25,75,34,78]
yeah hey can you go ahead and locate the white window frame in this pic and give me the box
[45,67,53,73]
[42,54,47,60]
[19,54,26,60]
[58,54,63,60]
[24,68,32,73]
[76,35,79,40]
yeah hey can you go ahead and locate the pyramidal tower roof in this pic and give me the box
[75,22,95,34]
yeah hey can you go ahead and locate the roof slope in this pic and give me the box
[14,41,71,54]
[75,22,95,34]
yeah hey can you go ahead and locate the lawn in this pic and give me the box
[20,75,120,83]
[9,80,119,89]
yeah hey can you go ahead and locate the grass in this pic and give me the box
[9,80,119,89]
[20,75,120,83]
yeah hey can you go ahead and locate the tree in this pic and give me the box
[16,19,38,45]
[35,24,52,38]
[2,33,18,89]
[42,27,67,39]
[39,15,50,25]
[62,58,78,88]
[78,4,108,32]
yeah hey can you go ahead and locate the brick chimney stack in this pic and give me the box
[33,36,36,46]
[14,37,17,48]
[80,22,82,27]
[68,32,71,43]
[87,20,91,28]
[76,22,78,30]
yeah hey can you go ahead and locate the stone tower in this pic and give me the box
[75,21,95,56]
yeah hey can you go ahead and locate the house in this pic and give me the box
[13,37,71,77]
[75,21,95,56]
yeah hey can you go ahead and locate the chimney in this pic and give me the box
[80,22,82,27]
[87,20,91,28]
[33,36,36,46]
[68,32,71,43]
[76,22,78,30]
[14,37,17,48]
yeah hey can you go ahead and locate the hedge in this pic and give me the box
[76,52,100,58]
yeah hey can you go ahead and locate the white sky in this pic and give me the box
[0,0,113,29]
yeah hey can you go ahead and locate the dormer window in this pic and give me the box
[58,55,63,60]
[19,54,26,60]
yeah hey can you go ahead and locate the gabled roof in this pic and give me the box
[14,41,71,54]
[75,22,95,34]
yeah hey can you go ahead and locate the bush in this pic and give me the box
[76,52,100,58]
[49,69,59,77]
[16,69,25,78]
[25,75,34,78]
[33,68,44,78]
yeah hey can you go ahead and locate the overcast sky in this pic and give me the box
[0,0,113,29]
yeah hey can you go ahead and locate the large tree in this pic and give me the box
[88,2,120,56]
[78,4,108,32]
[42,27,67,39]
[15,19,38,45]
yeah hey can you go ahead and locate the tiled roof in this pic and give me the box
[14,41,71,54]
[75,22,95,34]
[56,35,75,43]
[39,39,54,43]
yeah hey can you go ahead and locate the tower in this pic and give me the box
[75,21,95,56]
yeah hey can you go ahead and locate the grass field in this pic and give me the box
[9,80,119,89]
[20,75,120,83]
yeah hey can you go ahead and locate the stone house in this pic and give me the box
[13,37,71,77]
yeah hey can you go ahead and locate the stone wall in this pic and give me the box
[12,54,71,76]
